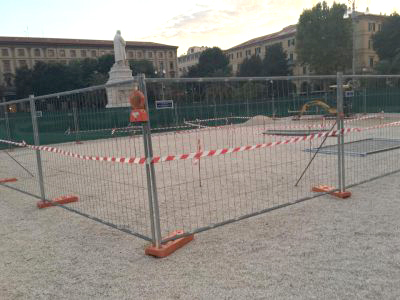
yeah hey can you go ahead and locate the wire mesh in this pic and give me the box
[341,75,400,187]
[144,76,343,241]
[0,78,153,241]
[1,74,399,245]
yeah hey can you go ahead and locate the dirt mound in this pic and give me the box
[239,115,274,126]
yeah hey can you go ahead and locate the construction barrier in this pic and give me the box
[1,73,400,257]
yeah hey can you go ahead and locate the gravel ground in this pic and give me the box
[1,172,400,299]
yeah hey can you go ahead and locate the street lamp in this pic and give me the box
[270,79,275,118]
[155,69,166,100]
[154,69,166,78]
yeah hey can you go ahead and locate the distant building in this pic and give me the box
[225,25,299,76]
[0,36,178,99]
[177,46,208,77]
[225,12,386,77]
[353,13,386,73]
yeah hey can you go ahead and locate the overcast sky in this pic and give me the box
[0,0,398,55]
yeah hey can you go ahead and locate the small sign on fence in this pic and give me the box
[156,100,174,109]
[345,90,354,97]
[36,111,43,118]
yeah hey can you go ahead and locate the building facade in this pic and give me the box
[225,25,300,76]
[177,46,208,77]
[0,36,178,97]
[225,12,386,77]
[353,13,386,73]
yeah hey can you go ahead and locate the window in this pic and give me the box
[369,57,374,68]
[378,23,382,31]
[239,52,242,58]
[292,39,295,46]
[245,49,251,56]
[1,49,9,56]
[303,66,307,75]
[2,60,11,72]
[19,60,27,68]
[169,61,174,70]
[288,40,291,47]
[137,51,142,58]
[368,39,372,49]
[70,50,76,57]
[34,48,41,57]
[159,52,163,58]
[17,49,25,56]
[160,61,164,71]
[81,50,87,57]
[255,47,261,55]
[147,51,152,58]
[368,22,376,32]
[91,50,97,57]
[168,51,173,58]
[48,49,55,57]
[128,51,134,58]
[59,49,66,57]
[289,53,294,61]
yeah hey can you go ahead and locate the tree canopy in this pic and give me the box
[263,44,290,76]
[14,55,155,98]
[237,55,264,77]
[129,59,156,77]
[296,1,352,74]
[373,13,400,74]
[237,44,290,77]
[188,47,231,77]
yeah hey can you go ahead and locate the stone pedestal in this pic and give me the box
[106,60,134,108]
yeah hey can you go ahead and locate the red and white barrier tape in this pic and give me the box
[1,119,399,165]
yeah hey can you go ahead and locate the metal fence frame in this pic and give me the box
[1,73,400,249]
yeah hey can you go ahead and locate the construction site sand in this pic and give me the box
[1,114,400,240]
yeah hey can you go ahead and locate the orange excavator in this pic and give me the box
[292,100,337,120]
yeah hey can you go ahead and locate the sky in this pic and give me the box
[0,0,398,55]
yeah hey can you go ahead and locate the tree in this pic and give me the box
[188,47,231,77]
[15,66,33,98]
[263,44,290,76]
[237,55,264,77]
[373,13,400,74]
[296,1,352,74]
[129,59,155,77]
[97,54,115,74]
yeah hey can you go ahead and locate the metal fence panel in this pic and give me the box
[1,74,399,246]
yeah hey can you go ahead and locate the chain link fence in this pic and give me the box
[1,74,399,249]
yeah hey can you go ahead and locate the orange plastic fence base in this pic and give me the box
[0,178,17,183]
[145,230,194,258]
[312,185,352,199]
[37,195,79,209]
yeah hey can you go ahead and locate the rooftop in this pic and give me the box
[0,36,178,49]
[226,25,297,52]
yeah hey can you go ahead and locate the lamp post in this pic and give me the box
[154,69,166,100]
[270,80,275,118]
[348,0,357,76]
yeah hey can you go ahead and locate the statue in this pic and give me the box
[106,30,134,108]
[113,30,126,63]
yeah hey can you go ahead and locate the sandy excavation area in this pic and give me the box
[1,113,400,240]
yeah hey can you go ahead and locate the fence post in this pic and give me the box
[4,104,11,150]
[139,75,162,248]
[29,95,46,201]
[336,72,346,192]
[72,101,81,143]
